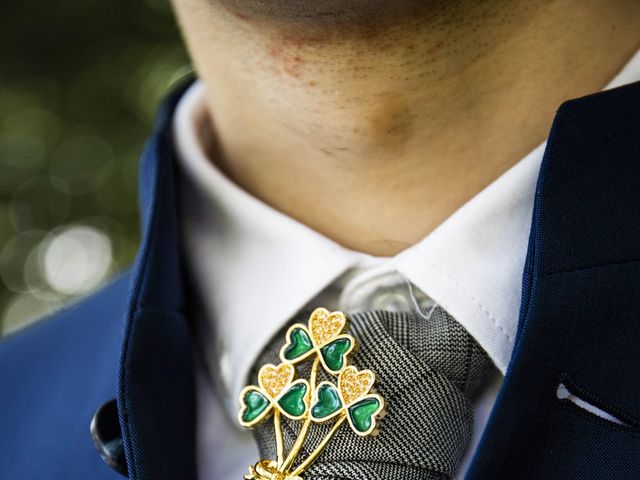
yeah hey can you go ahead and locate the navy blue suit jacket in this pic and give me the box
[2,79,640,479]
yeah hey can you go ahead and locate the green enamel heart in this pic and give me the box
[278,382,308,417]
[348,396,381,433]
[320,337,352,372]
[311,383,343,419]
[283,327,314,361]
[241,389,270,423]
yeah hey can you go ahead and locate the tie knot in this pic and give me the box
[248,307,495,479]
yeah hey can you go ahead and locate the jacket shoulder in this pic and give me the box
[0,273,131,479]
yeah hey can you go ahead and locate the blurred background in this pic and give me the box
[0,0,191,335]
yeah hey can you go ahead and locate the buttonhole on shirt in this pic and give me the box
[556,380,633,429]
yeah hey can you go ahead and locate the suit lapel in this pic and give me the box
[116,78,199,480]
[467,81,640,478]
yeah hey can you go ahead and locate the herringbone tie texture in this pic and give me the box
[249,307,496,479]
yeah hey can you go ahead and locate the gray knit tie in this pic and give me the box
[248,307,495,479]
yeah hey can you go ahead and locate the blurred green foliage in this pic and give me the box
[0,0,191,334]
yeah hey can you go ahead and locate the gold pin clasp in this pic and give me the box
[244,460,302,480]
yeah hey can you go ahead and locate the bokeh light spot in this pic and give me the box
[2,294,63,336]
[41,225,113,295]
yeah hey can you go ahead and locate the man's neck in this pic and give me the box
[175,0,640,256]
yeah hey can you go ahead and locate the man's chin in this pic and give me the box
[215,0,432,26]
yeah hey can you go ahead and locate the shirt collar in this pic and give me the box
[174,47,640,411]
[400,47,640,372]
[392,142,545,372]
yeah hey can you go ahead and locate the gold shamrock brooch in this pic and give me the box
[238,307,386,479]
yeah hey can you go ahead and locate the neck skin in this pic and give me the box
[173,0,640,256]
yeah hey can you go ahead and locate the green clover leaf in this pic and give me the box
[280,308,355,375]
[310,382,343,421]
[238,363,310,427]
[309,366,385,436]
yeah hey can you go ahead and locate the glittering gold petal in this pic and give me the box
[258,363,295,399]
[309,307,347,346]
[338,366,376,405]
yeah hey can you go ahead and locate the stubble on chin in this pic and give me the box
[211,0,444,27]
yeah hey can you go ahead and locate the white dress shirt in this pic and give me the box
[174,48,640,480]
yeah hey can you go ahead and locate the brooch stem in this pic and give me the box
[274,410,285,469]
[290,412,347,477]
[280,357,319,471]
